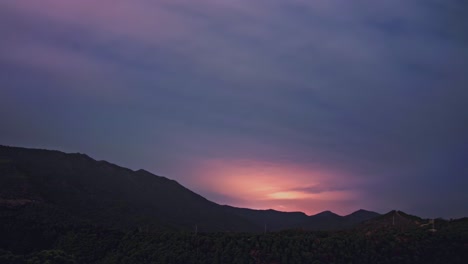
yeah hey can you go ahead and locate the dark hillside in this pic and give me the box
[0,145,257,232]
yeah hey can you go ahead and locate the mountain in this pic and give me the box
[0,145,257,232]
[223,206,381,231]
[299,209,380,230]
[223,206,309,231]
[0,145,381,232]
[2,146,467,263]
[344,209,381,224]
[358,210,425,231]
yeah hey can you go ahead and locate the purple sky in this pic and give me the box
[1,0,467,217]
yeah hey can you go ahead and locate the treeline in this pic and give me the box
[1,214,467,264]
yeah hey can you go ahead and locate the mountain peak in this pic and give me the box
[344,209,381,224]
[313,210,340,217]
[359,210,423,230]
[356,209,371,213]
[348,209,380,216]
[135,169,152,175]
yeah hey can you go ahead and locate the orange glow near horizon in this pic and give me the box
[191,158,361,215]
[268,191,311,200]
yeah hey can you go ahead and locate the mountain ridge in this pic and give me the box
[1,145,386,231]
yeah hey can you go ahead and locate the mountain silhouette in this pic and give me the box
[0,145,255,232]
[0,145,381,232]
[358,210,426,231]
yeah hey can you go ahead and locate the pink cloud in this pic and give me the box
[0,38,131,100]
[3,0,186,42]
[2,0,273,45]
[4,0,431,89]
[2,0,279,82]
[190,158,362,215]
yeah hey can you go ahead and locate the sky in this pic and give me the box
[1,0,467,218]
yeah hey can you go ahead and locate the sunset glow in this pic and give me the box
[268,191,311,200]
[1,0,467,218]
[190,159,361,215]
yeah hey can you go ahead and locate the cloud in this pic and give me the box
[1,0,467,217]
[186,158,365,214]
[290,184,351,195]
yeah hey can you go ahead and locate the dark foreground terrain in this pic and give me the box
[1,208,467,264]
[1,145,467,263]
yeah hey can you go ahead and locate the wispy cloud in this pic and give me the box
[1,0,467,217]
